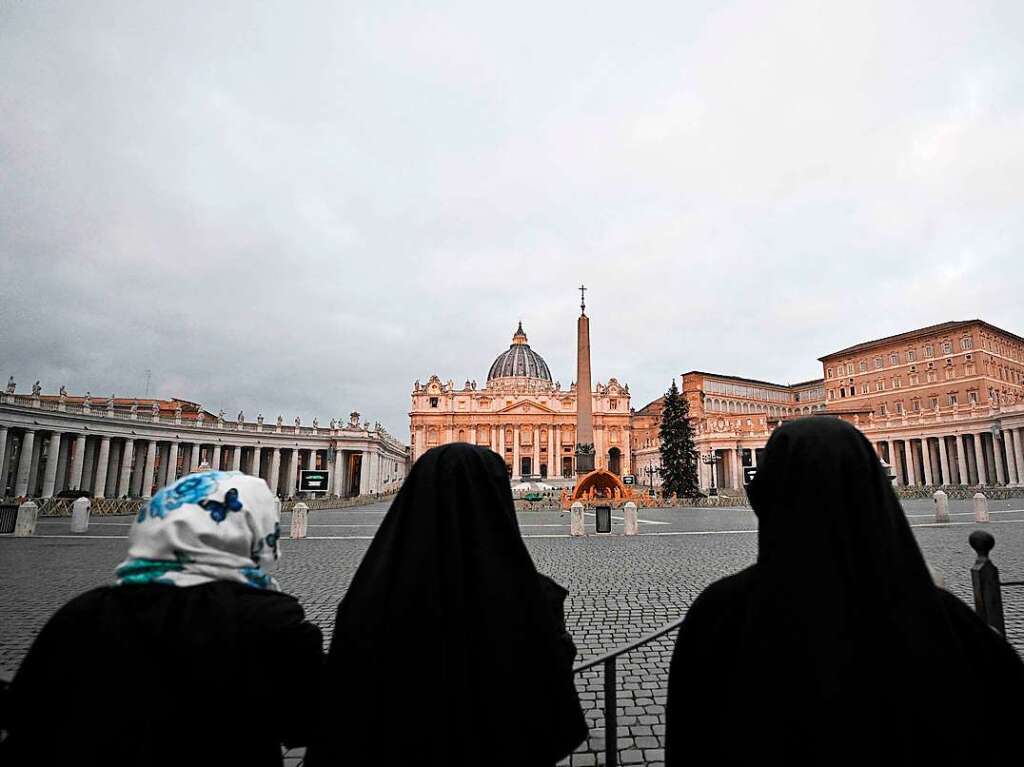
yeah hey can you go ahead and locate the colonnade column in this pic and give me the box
[1013,429,1024,488]
[166,442,179,485]
[69,433,87,490]
[956,435,969,485]
[973,434,988,485]
[993,433,1006,486]
[41,432,63,497]
[512,426,521,480]
[269,448,281,496]
[1005,430,1019,486]
[190,444,201,472]
[93,437,111,498]
[14,430,36,496]
[142,440,158,499]
[903,441,917,486]
[251,447,262,478]
[0,426,9,494]
[333,449,344,497]
[731,449,741,489]
[937,437,950,486]
[231,447,242,471]
[920,439,933,486]
[359,452,370,495]
[885,441,899,485]
[117,439,135,498]
[209,444,220,471]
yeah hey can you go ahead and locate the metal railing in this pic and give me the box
[969,530,1024,636]
[572,616,684,767]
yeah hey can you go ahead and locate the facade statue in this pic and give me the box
[257,413,264,425]
[152,401,160,414]
[106,395,114,409]
[59,385,67,397]
[350,411,361,426]
[217,409,225,424]
[312,417,319,429]
[276,414,283,427]
[237,410,245,423]
[32,380,41,396]
[329,418,337,429]
[175,404,183,419]
[295,416,301,428]
[130,400,138,414]
[6,376,14,394]
[414,380,421,392]
[83,392,92,407]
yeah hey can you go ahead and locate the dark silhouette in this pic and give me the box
[666,417,1024,764]
[306,443,586,767]
[2,473,322,767]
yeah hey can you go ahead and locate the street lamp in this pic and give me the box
[643,463,661,497]
[701,450,718,496]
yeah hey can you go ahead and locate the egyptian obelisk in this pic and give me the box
[575,285,595,475]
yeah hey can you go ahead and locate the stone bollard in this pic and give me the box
[14,501,39,537]
[933,490,949,524]
[70,497,91,533]
[291,502,308,539]
[570,502,585,537]
[623,502,638,536]
[973,492,990,523]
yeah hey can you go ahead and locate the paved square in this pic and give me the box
[3,499,1023,766]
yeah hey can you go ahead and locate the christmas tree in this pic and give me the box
[659,379,699,497]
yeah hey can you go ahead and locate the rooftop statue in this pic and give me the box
[257,413,264,425]
[276,415,283,426]
[295,416,301,427]
[32,380,41,396]
[6,376,14,394]
[237,411,245,423]
[59,385,67,397]
[312,417,319,429]
[152,401,160,414]
[130,400,138,413]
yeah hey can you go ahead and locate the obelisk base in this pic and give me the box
[575,445,594,476]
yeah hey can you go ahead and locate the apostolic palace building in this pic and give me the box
[0,389,407,500]
[632,319,1024,493]
[409,322,631,480]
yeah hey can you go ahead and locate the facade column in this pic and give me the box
[359,452,371,495]
[82,437,97,494]
[69,433,87,490]
[993,433,1006,486]
[547,426,555,477]
[269,448,281,496]
[885,441,900,485]
[117,438,135,498]
[920,438,933,486]
[190,443,201,472]
[903,440,916,486]
[251,447,262,478]
[554,426,561,476]
[142,440,158,499]
[1005,430,1019,486]
[512,426,521,480]
[623,429,632,475]
[333,448,344,497]
[166,442,179,485]
[94,437,111,498]
[731,449,741,489]
[973,433,987,485]
[27,434,44,497]
[937,436,950,486]
[1012,429,1024,488]
[41,432,63,498]
[14,430,36,496]
[230,446,240,471]
[130,443,146,497]
[211,444,221,471]
[533,429,541,478]
[469,426,477,445]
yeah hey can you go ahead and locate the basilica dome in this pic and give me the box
[487,322,553,383]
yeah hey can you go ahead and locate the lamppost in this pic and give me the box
[701,449,718,495]
[643,463,661,497]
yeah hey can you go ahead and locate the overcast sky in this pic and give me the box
[2,1,1022,437]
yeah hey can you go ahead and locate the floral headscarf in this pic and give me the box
[116,471,282,590]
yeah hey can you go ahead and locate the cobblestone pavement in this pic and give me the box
[4,499,1024,766]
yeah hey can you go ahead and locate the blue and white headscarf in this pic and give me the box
[116,471,282,590]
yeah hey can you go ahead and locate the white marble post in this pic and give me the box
[957,435,970,485]
[974,492,990,523]
[71,497,91,533]
[623,502,638,536]
[69,433,87,490]
[117,438,135,498]
[141,440,157,498]
[933,490,949,523]
[41,432,62,498]
[14,430,36,497]
[937,436,950,485]
[291,502,308,539]
[570,501,585,536]
[14,500,38,536]
[973,433,987,485]
[251,447,262,478]
[94,436,111,498]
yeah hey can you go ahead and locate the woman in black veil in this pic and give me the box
[307,443,587,766]
[666,417,1024,764]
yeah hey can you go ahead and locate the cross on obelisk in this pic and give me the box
[579,284,587,315]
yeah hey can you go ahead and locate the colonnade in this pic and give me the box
[0,425,405,500]
[877,428,1024,487]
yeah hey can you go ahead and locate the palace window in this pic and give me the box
[925,345,934,358]
[942,341,952,355]
[948,393,958,407]
[827,368,833,378]
[927,371,937,383]
[860,384,868,394]
[610,399,618,410]
[893,376,901,389]
[828,389,835,401]
[840,388,846,398]
[929,397,938,409]
[874,357,883,369]
[961,336,973,350]
[945,368,955,381]
[879,403,887,416]
[969,391,978,405]
[890,353,899,365]
[908,349,916,362]
[912,398,920,412]
[430,397,439,408]
[895,401,903,414]
[859,361,867,372]
[910,374,919,385]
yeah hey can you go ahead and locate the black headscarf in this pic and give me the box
[667,416,1024,764]
[306,443,586,767]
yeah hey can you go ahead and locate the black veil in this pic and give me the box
[307,443,586,766]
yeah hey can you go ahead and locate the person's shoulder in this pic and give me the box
[215,583,310,623]
[691,566,758,612]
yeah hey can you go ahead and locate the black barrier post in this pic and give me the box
[969,530,1005,636]
[604,657,617,767]
[595,505,611,534]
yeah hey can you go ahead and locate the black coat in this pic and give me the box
[666,417,1024,764]
[306,443,587,767]
[2,581,323,767]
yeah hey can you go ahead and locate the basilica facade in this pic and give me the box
[409,323,631,480]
